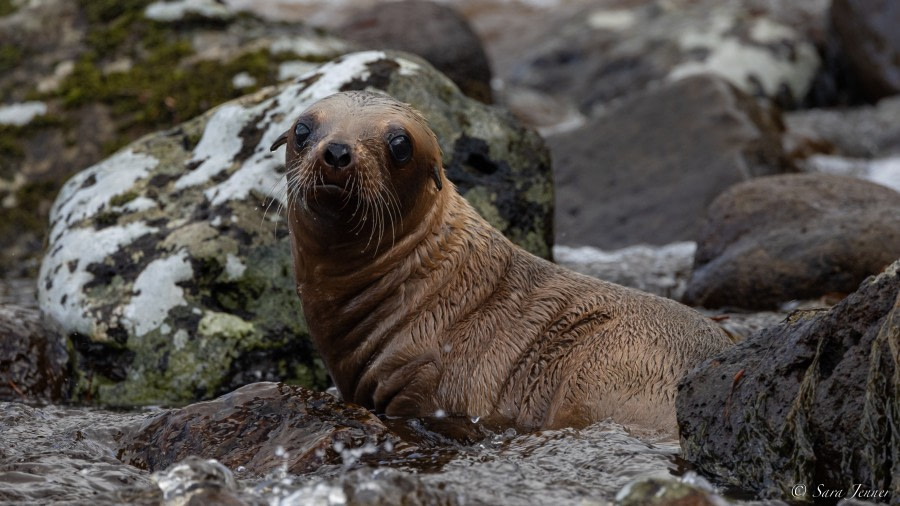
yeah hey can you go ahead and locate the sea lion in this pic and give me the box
[270,91,732,433]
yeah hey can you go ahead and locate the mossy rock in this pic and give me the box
[0,0,350,277]
[38,51,553,406]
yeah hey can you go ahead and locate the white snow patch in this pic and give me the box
[38,222,159,335]
[231,72,257,89]
[49,149,159,241]
[555,242,697,299]
[173,329,189,350]
[869,157,900,192]
[278,61,317,81]
[803,154,900,193]
[121,196,158,213]
[122,250,194,337]
[587,9,637,31]
[224,254,246,280]
[175,104,248,191]
[145,0,232,22]
[0,101,47,126]
[667,14,819,99]
[268,36,349,58]
[293,51,392,101]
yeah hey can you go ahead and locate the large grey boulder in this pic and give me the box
[551,75,791,249]
[684,173,900,310]
[677,260,899,502]
[37,50,553,406]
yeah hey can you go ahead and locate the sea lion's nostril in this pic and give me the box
[323,143,352,169]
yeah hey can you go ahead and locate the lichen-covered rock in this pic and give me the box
[120,382,409,475]
[683,173,900,310]
[0,0,351,277]
[829,0,900,102]
[677,260,900,501]
[507,1,820,116]
[37,50,553,406]
[336,0,493,104]
[0,305,70,402]
[551,74,791,249]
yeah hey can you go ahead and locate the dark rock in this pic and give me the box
[336,1,493,104]
[119,382,410,475]
[677,260,900,501]
[683,173,900,310]
[830,0,900,102]
[550,74,791,249]
[0,305,69,402]
[37,50,552,406]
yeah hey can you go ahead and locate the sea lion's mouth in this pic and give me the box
[311,183,347,193]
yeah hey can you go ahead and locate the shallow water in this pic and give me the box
[0,401,683,505]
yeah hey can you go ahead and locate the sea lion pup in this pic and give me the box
[270,90,732,433]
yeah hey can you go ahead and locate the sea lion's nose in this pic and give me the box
[323,143,352,169]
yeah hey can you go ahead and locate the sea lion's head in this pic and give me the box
[271,91,445,252]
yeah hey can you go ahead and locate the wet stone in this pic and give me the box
[677,260,900,501]
[684,173,900,310]
[0,304,69,402]
[119,382,413,475]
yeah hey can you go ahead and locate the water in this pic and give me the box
[0,402,683,505]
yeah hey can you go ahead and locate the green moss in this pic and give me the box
[0,44,22,73]
[109,190,139,207]
[0,181,58,238]
[53,44,304,154]
[0,0,15,17]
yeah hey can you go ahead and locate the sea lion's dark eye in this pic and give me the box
[294,123,311,148]
[389,135,412,163]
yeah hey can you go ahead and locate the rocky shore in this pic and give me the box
[1,0,898,504]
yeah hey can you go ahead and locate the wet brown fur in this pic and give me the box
[276,91,732,433]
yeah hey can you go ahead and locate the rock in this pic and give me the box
[0,305,69,402]
[800,154,900,194]
[554,242,696,300]
[550,74,791,249]
[335,0,493,104]
[683,173,900,310]
[0,403,152,504]
[0,0,351,277]
[37,50,553,406]
[677,260,900,501]
[615,473,731,506]
[279,467,461,506]
[829,0,900,102]
[506,2,820,117]
[785,95,900,159]
[119,382,408,475]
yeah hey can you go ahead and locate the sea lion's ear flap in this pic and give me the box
[270,131,289,152]
[432,164,443,191]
